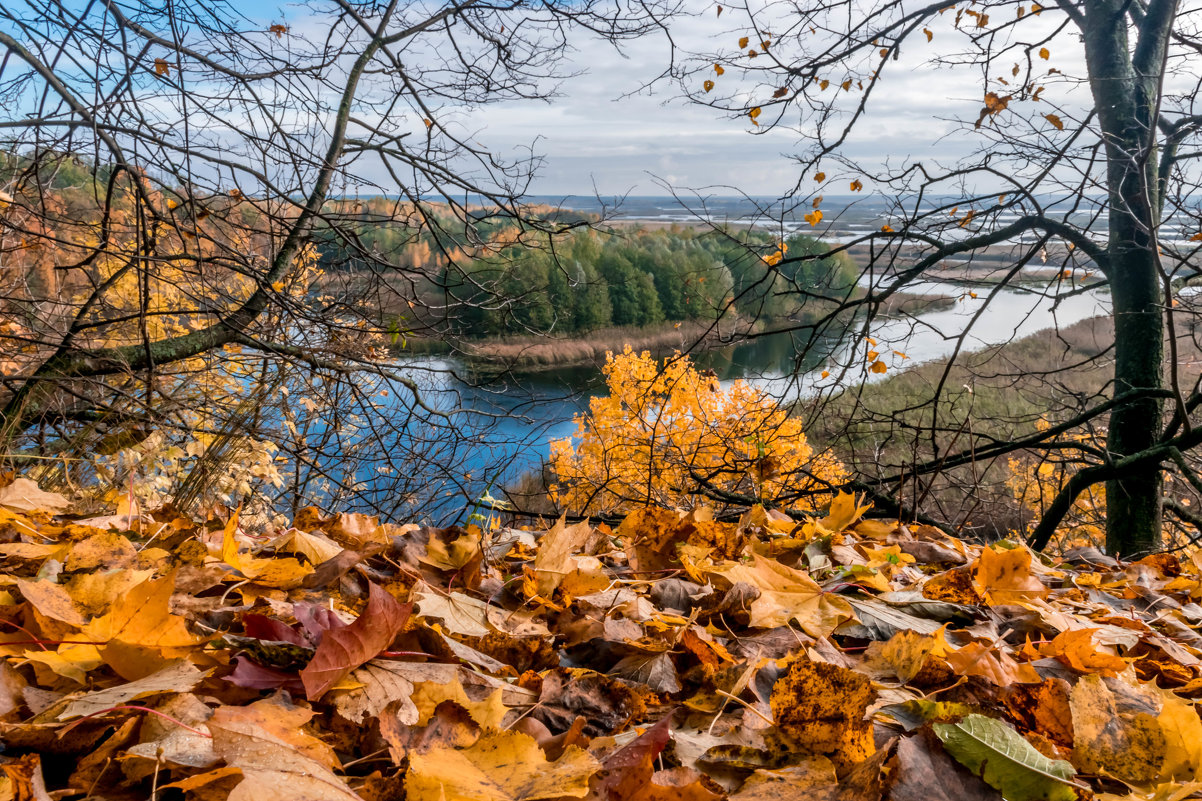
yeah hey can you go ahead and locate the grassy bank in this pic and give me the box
[800,314,1158,537]
[404,289,956,373]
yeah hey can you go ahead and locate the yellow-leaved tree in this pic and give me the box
[1006,420,1107,552]
[549,347,847,515]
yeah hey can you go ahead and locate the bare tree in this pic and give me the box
[665,0,1202,555]
[0,0,673,520]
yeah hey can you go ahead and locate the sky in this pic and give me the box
[440,8,983,197]
[242,0,1028,199]
[390,3,1084,199]
[222,0,1112,200]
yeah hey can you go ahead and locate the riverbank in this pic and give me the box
[406,290,956,373]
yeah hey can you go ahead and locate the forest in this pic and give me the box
[313,195,857,339]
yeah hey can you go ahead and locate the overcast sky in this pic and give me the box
[259,1,1103,199]
[462,8,979,197]
[422,4,1080,198]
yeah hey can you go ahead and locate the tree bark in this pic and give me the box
[1081,1,1175,555]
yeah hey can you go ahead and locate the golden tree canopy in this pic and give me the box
[549,347,847,515]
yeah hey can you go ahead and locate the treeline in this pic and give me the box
[438,227,857,337]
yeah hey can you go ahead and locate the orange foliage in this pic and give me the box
[549,347,847,515]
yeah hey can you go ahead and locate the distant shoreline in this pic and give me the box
[403,291,956,373]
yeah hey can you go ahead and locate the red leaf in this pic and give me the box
[242,614,307,646]
[226,657,306,694]
[588,716,671,799]
[293,602,349,643]
[300,584,411,700]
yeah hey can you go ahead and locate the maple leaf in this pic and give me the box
[82,571,208,679]
[407,731,601,801]
[531,516,606,597]
[971,545,1049,604]
[299,582,410,700]
[1033,629,1126,675]
[708,554,854,636]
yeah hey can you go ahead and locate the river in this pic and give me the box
[362,278,1110,519]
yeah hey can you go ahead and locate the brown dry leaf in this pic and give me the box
[534,516,606,597]
[410,675,507,729]
[299,583,410,700]
[57,659,205,719]
[728,757,837,800]
[634,768,724,801]
[877,627,952,683]
[63,531,138,572]
[17,579,87,627]
[709,554,854,636]
[888,728,1001,801]
[209,697,357,801]
[381,698,481,761]
[327,511,390,548]
[617,507,687,574]
[282,529,344,565]
[0,479,70,515]
[329,659,418,724]
[972,546,1049,604]
[123,693,217,772]
[413,586,497,637]
[161,767,244,798]
[421,526,483,571]
[770,657,875,772]
[407,731,601,800]
[585,715,670,801]
[1036,629,1127,676]
[209,695,340,768]
[943,640,1041,685]
[531,668,650,736]
[1001,679,1075,747]
[1070,673,1166,783]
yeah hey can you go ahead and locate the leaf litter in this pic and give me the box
[0,479,1200,799]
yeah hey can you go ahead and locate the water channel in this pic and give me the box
[382,278,1111,516]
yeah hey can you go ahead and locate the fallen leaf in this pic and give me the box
[935,713,1080,801]
[58,660,206,720]
[770,657,875,771]
[710,554,854,636]
[300,583,410,700]
[406,731,601,801]
[209,697,356,801]
[0,479,70,514]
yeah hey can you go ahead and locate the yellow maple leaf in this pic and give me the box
[708,554,854,636]
[407,732,600,801]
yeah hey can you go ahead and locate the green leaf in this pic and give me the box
[933,714,1080,801]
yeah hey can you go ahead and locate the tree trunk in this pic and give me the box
[1106,245,1164,556]
[1081,2,1174,555]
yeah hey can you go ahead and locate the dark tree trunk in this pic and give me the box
[1081,1,1175,555]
